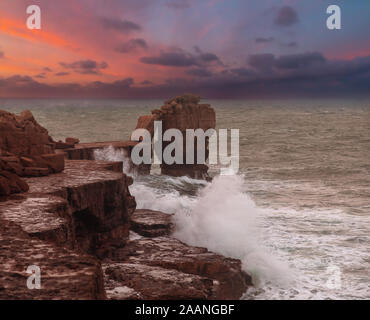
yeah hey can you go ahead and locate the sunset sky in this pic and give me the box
[0,0,369,98]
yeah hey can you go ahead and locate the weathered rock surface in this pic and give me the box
[0,101,252,300]
[130,209,174,237]
[134,94,216,179]
[0,109,67,196]
[103,263,214,300]
[0,160,135,299]
[103,238,252,300]
[63,141,137,160]
[0,164,29,195]
[0,218,105,300]
[105,236,251,300]
[63,140,151,174]
[0,110,55,156]
[65,137,80,145]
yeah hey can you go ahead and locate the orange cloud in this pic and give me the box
[0,18,74,49]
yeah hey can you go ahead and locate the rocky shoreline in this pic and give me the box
[0,95,252,300]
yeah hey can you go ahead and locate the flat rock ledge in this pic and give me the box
[0,160,134,299]
[0,161,251,300]
[103,210,252,300]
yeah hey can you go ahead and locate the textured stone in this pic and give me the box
[111,236,251,300]
[0,170,29,194]
[133,94,216,179]
[41,153,65,173]
[130,209,174,237]
[65,137,80,145]
[20,157,35,167]
[24,167,49,177]
[104,263,214,300]
[0,109,55,156]
[0,219,105,300]
[0,159,137,299]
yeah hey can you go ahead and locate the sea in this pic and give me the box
[1,98,369,300]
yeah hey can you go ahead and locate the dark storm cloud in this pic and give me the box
[248,53,275,71]
[59,60,108,75]
[88,78,134,91]
[140,51,197,67]
[274,52,326,69]
[1,54,370,98]
[275,6,298,27]
[198,52,221,63]
[140,80,153,85]
[248,52,326,71]
[255,37,274,44]
[142,54,370,97]
[4,75,36,84]
[229,68,255,77]
[140,48,222,67]
[43,67,52,72]
[0,75,135,98]
[100,17,141,33]
[115,38,148,53]
[186,68,213,77]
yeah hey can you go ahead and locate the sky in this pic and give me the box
[0,0,369,98]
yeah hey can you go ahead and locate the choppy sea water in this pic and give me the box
[1,98,369,300]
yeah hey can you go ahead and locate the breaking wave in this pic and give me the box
[93,146,291,291]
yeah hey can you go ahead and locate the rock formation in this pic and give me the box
[0,110,54,156]
[104,209,252,299]
[0,101,252,300]
[0,160,251,299]
[0,110,66,196]
[130,209,174,237]
[134,94,216,179]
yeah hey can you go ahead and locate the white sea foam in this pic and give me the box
[94,145,133,176]
[92,146,370,300]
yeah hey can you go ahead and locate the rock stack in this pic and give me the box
[134,94,216,179]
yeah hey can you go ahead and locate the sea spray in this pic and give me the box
[93,146,292,289]
[94,146,134,176]
[173,174,292,288]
